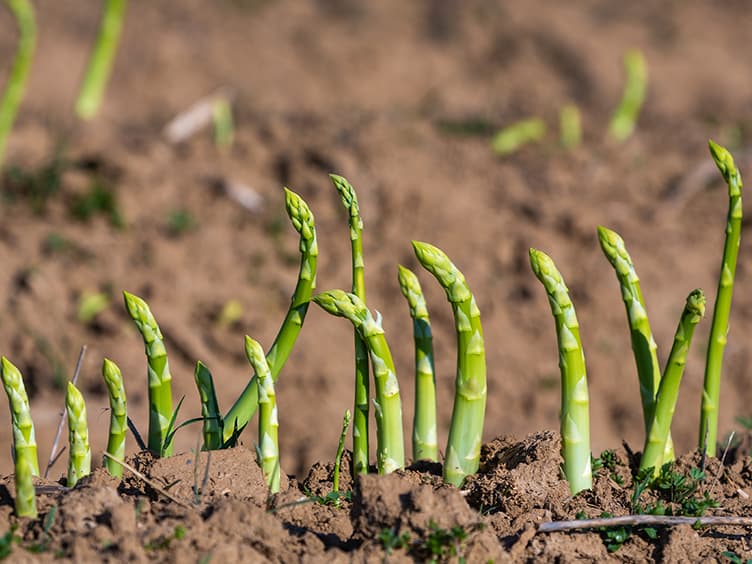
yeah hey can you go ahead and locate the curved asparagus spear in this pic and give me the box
[313,290,405,474]
[700,141,743,457]
[397,264,438,462]
[529,248,592,494]
[244,336,280,493]
[66,381,91,487]
[333,409,351,498]
[0,0,35,171]
[598,226,673,462]
[102,358,127,477]
[123,291,174,456]
[223,188,317,442]
[330,174,370,476]
[194,361,223,451]
[412,242,486,487]
[608,49,647,142]
[641,290,705,475]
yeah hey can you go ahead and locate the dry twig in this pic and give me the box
[102,452,191,509]
[538,514,752,533]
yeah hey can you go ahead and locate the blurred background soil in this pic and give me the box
[0,0,751,479]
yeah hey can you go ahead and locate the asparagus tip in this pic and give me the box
[686,288,706,319]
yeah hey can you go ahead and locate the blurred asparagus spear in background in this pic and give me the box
[608,49,647,142]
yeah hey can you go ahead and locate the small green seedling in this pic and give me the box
[332,409,351,506]
[559,104,582,149]
[491,117,546,156]
[378,527,411,556]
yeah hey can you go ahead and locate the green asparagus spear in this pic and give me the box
[66,381,91,487]
[330,174,370,476]
[333,409,351,502]
[75,0,127,119]
[123,291,174,456]
[14,446,35,518]
[597,226,674,462]
[608,49,647,142]
[0,0,36,171]
[102,358,127,477]
[700,140,744,457]
[412,242,486,487]
[0,357,39,477]
[560,104,582,149]
[313,290,405,474]
[491,117,546,156]
[529,248,592,494]
[641,290,705,475]
[223,188,317,442]
[397,264,438,462]
[194,361,223,451]
[244,336,280,493]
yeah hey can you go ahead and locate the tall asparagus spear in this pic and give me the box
[124,291,174,455]
[0,357,38,517]
[641,290,705,475]
[66,381,91,487]
[194,361,223,451]
[598,226,674,462]
[313,290,405,474]
[330,174,370,476]
[397,265,438,462]
[529,249,592,494]
[700,141,743,457]
[102,358,127,477]
[412,242,486,487]
[244,336,280,493]
[223,188,317,442]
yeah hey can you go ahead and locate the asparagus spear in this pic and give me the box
[608,49,647,142]
[223,188,317,442]
[330,174,370,476]
[641,290,705,475]
[244,336,280,493]
[0,357,38,517]
[123,291,174,456]
[313,290,405,474]
[194,361,223,451]
[529,248,592,494]
[102,358,127,477]
[598,226,674,462]
[412,242,486,487]
[333,409,351,503]
[397,264,438,462]
[66,381,91,487]
[700,141,744,457]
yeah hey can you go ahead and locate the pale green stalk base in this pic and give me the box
[530,249,592,494]
[102,358,127,477]
[0,357,39,477]
[700,141,743,457]
[412,242,486,487]
[194,361,223,450]
[608,49,647,142]
[641,290,705,475]
[560,104,582,149]
[66,381,91,487]
[14,452,36,518]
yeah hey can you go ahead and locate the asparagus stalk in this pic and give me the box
[412,242,486,487]
[330,174,370,476]
[560,104,582,149]
[102,358,127,477]
[75,0,127,119]
[397,264,438,462]
[529,248,592,494]
[700,140,744,457]
[244,336,280,493]
[65,381,91,487]
[223,188,317,442]
[608,49,647,142]
[0,0,36,171]
[641,290,705,475]
[123,291,174,456]
[333,409,351,501]
[313,290,405,474]
[597,226,674,462]
[194,361,223,451]
[491,117,547,156]
[0,357,38,517]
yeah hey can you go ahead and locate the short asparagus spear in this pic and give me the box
[333,409,351,502]
[412,242,486,487]
[0,357,38,517]
[102,358,127,477]
[123,291,174,456]
[397,265,438,462]
[223,188,317,442]
[608,49,647,142]
[330,174,370,477]
[641,290,705,475]
[313,290,405,474]
[194,361,223,451]
[700,141,743,457]
[66,381,91,487]
[598,226,674,462]
[244,336,280,493]
[529,248,592,494]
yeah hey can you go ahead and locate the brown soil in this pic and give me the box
[1,0,752,561]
